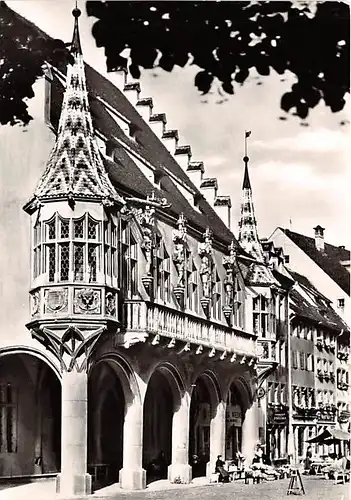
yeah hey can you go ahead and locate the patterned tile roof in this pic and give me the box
[31,9,123,206]
[238,157,266,263]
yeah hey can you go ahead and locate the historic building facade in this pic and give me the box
[0,6,284,497]
[0,5,349,498]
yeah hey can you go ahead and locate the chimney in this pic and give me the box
[187,161,204,189]
[313,225,325,252]
[149,113,167,139]
[124,82,141,106]
[136,96,154,121]
[200,177,218,207]
[162,129,179,153]
[214,195,231,229]
[107,67,127,90]
[175,145,192,171]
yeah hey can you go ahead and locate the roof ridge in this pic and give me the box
[282,227,350,252]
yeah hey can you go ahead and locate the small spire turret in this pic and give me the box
[26,5,123,210]
[71,6,82,55]
[238,131,265,262]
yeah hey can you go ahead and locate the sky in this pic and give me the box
[8,0,350,247]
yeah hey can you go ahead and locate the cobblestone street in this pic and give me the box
[89,477,349,500]
[0,475,348,500]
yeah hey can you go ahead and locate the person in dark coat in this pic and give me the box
[305,446,312,472]
[215,455,230,483]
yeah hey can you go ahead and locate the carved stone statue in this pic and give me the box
[172,213,187,288]
[198,228,213,315]
[222,241,237,320]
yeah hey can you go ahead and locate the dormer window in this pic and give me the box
[337,298,345,309]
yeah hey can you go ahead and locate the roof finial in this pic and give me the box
[242,130,251,189]
[72,1,82,55]
[244,130,251,160]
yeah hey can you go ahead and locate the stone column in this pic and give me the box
[119,398,146,490]
[56,371,91,497]
[168,392,192,484]
[242,401,259,463]
[206,400,226,477]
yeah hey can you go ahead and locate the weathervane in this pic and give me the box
[244,130,251,158]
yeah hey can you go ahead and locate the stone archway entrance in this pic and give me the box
[88,362,125,486]
[143,370,173,481]
[0,352,61,477]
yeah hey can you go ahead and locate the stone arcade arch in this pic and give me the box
[225,376,257,463]
[189,370,222,478]
[0,349,61,477]
[88,354,143,489]
[142,362,184,482]
[225,383,245,461]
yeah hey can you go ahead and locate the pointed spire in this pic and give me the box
[242,156,251,189]
[71,5,82,55]
[238,135,265,262]
[28,6,123,208]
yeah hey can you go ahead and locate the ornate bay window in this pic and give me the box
[253,294,276,337]
[33,212,102,284]
[253,295,268,337]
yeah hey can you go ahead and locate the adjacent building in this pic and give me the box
[269,226,350,321]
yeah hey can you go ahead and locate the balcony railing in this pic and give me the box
[120,300,257,356]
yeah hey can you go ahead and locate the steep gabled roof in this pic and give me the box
[10,3,241,249]
[289,270,348,333]
[279,228,350,295]
[49,72,239,247]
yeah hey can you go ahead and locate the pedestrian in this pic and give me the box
[305,446,312,472]
[215,455,230,483]
[252,443,263,464]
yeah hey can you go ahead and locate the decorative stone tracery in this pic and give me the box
[32,324,105,373]
[199,228,213,317]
